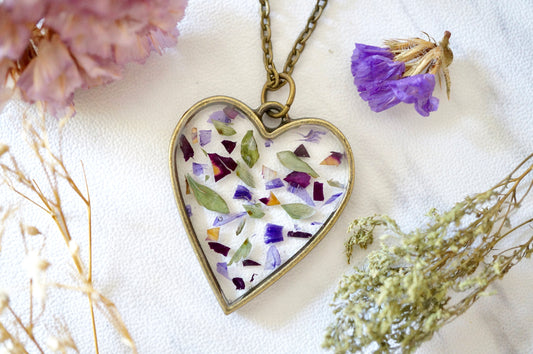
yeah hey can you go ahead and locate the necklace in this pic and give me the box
[170,0,354,314]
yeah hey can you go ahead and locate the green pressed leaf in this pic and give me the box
[243,203,265,218]
[236,161,255,188]
[212,120,236,136]
[277,151,319,177]
[186,174,229,214]
[281,203,316,219]
[228,238,252,266]
[241,130,259,168]
[236,218,246,236]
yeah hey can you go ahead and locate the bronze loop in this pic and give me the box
[260,72,295,118]
[256,101,291,123]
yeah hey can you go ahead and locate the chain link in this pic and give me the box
[259,0,328,89]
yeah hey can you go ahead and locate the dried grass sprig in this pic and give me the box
[0,114,136,352]
[324,154,533,353]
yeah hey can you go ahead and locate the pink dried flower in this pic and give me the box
[0,0,187,116]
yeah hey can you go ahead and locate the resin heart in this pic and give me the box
[170,96,354,314]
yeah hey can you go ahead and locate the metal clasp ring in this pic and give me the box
[260,72,295,119]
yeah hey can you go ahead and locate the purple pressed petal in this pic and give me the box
[297,129,326,143]
[192,162,204,176]
[287,231,312,238]
[311,221,323,226]
[264,223,284,244]
[293,144,310,158]
[313,182,324,201]
[324,192,343,205]
[216,262,230,279]
[221,140,236,154]
[243,259,261,266]
[185,204,192,217]
[209,110,231,124]
[208,242,230,257]
[287,185,315,207]
[223,106,239,119]
[264,139,273,147]
[232,277,245,290]
[250,274,257,282]
[265,245,281,270]
[233,185,252,201]
[213,212,247,227]
[179,134,194,161]
[284,171,311,188]
[265,178,284,190]
[389,74,439,117]
[199,130,211,147]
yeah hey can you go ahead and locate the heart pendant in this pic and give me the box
[169,96,354,314]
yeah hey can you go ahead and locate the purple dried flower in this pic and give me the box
[351,32,453,117]
[185,204,192,217]
[265,178,284,190]
[232,277,245,290]
[264,223,283,244]
[192,162,205,176]
[233,185,252,201]
[264,139,273,148]
[208,242,230,257]
[223,106,239,119]
[216,262,230,279]
[284,171,311,188]
[208,153,237,182]
[265,245,281,270]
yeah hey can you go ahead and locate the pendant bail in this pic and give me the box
[260,72,295,119]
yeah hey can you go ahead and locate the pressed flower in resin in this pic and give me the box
[208,153,237,182]
[293,144,310,158]
[208,242,230,257]
[287,231,312,238]
[298,129,326,143]
[191,128,198,144]
[243,259,261,266]
[351,32,453,116]
[287,185,315,207]
[259,192,281,206]
[313,182,324,201]
[233,185,252,201]
[199,130,211,147]
[217,262,230,279]
[265,178,284,190]
[223,105,239,119]
[179,134,194,161]
[284,171,311,188]
[213,212,247,227]
[232,277,245,290]
[265,245,281,270]
[324,192,343,205]
[206,227,220,241]
[221,140,237,154]
[320,152,343,166]
[264,223,283,244]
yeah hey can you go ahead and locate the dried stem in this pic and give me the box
[7,305,44,354]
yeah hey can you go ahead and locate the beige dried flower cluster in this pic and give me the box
[0,115,136,353]
[324,154,533,353]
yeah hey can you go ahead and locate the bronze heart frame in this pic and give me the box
[169,96,355,314]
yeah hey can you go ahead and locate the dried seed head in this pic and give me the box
[0,144,9,157]
[0,291,9,314]
[24,226,41,236]
[23,251,50,278]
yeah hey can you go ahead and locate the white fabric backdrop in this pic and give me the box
[1,0,532,352]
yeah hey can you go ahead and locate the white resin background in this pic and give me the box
[1,0,532,353]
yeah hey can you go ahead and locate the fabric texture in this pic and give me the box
[1,0,532,352]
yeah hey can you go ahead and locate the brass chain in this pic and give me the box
[259,0,328,90]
